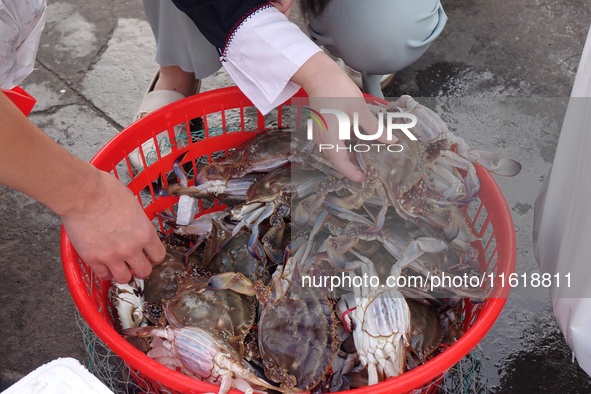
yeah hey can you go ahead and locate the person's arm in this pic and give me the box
[0,91,166,283]
[269,0,293,17]
[290,51,381,182]
[170,0,381,181]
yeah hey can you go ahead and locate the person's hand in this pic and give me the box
[270,0,293,17]
[61,171,166,283]
[308,96,386,182]
[292,52,396,182]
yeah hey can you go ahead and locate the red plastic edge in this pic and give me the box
[2,87,36,116]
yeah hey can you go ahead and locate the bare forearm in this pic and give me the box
[291,51,365,98]
[290,52,379,181]
[0,91,99,217]
[1,91,166,282]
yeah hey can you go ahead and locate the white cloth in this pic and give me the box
[221,6,322,115]
[0,0,46,89]
[533,24,591,376]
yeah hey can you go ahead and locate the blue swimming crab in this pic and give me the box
[110,277,146,330]
[208,254,339,392]
[163,275,256,355]
[122,325,299,394]
[229,165,327,263]
[336,259,411,385]
[326,210,485,300]
[326,96,521,240]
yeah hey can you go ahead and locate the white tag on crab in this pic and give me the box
[176,195,196,226]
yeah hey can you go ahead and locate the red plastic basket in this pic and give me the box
[61,86,515,393]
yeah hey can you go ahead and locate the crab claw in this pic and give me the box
[326,235,358,258]
[467,150,522,177]
[208,272,256,297]
[247,225,267,261]
[293,194,324,227]
[261,221,286,264]
[173,151,190,187]
[417,204,459,242]
[122,326,167,338]
[395,237,449,268]
[463,167,481,201]
[325,235,361,270]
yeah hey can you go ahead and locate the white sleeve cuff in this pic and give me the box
[221,6,322,115]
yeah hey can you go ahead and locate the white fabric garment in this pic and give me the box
[221,6,322,115]
[533,24,591,376]
[0,0,46,89]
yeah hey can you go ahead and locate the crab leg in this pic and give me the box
[465,149,522,177]
[172,151,190,187]
[292,176,347,227]
[427,164,468,203]
[166,175,259,202]
[432,150,480,200]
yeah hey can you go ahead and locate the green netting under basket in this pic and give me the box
[76,308,489,394]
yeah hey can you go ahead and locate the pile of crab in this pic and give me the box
[110,96,521,394]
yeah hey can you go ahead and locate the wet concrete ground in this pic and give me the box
[1,0,591,392]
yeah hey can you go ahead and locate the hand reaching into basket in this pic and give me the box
[154,1,385,182]
[155,1,446,181]
[60,171,167,283]
[292,52,391,182]
[0,92,166,283]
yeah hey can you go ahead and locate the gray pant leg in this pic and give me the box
[143,0,221,79]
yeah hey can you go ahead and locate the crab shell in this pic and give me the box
[164,276,256,351]
[347,288,411,384]
[406,299,444,367]
[144,251,186,304]
[256,281,340,391]
[195,129,293,184]
[208,229,270,284]
[357,140,459,237]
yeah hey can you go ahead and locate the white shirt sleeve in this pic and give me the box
[0,0,47,89]
[220,6,322,115]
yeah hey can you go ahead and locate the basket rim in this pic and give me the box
[60,86,516,393]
